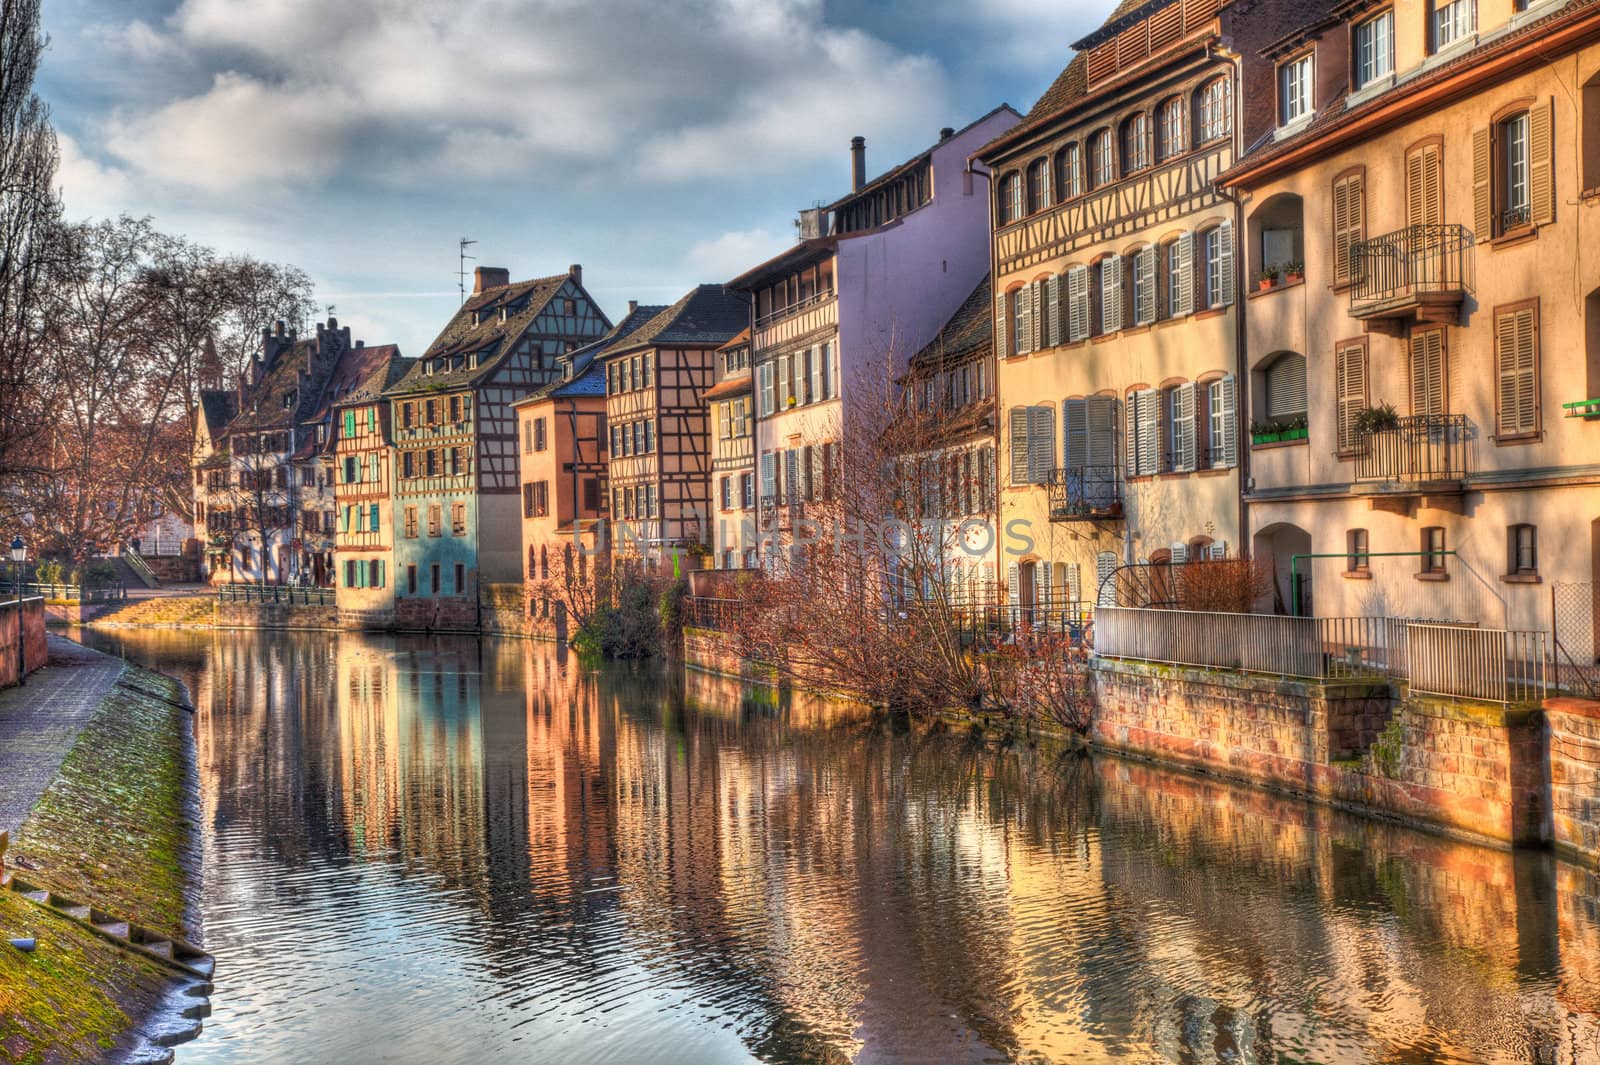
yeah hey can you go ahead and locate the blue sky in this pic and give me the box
[38,0,1114,355]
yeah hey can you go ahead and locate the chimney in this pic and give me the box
[568,263,582,286]
[473,266,510,294]
[355,339,365,348]
[273,320,286,337]
[850,136,866,192]
[627,300,638,315]
[940,126,955,141]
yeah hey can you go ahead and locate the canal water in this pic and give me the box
[78,628,1600,1065]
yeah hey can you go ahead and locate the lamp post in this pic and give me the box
[10,536,25,687]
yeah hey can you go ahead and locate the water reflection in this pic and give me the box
[78,629,1600,1065]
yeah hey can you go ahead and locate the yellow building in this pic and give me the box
[1221,0,1600,631]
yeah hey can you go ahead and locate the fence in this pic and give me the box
[15,582,126,603]
[218,584,337,607]
[1551,582,1599,697]
[1353,413,1470,484]
[687,597,744,632]
[1349,223,1472,315]
[1096,606,1547,702]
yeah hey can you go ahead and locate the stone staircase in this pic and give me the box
[91,596,216,628]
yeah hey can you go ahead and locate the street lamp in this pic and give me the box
[10,536,25,687]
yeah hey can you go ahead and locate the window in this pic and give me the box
[427,504,441,537]
[1432,0,1475,51]
[1265,352,1308,421]
[1478,103,1551,237]
[1280,54,1313,125]
[454,563,465,595]
[1207,376,1237,468]
[1347,529,1370,572]
[1501,112,1531,230]
[1203,223,1235,308]
[1121,112,1150,173]
[1008,405,1054,485]
[1405,141,1443,229]
[1065,265,1091,341]
[406,565,417,595]
[1157,97,1186,161]
[1132,247,1156,326]
[430,563,441,594]
[1197,77,1232,142]
[1335,340,1368,452]
[1027,158,1050,213]
[1126,389,1161,476]
[1332,170,1365,285]
[1000,172,1023,224]
[1410,329,1446,416]
[1168,384,1198,472]
[1508,524,1538,576]
[1495,301,1540,437]
[534,418,547,452]
[403,506,418,538]
[1354,11,1393,89]
[1056,145,1082,200]
[1089,129,1115,188]
[1167,235,1194,318]
[1421,526,1447,574]
[1098,257,1123,334]
[451,502,466,536]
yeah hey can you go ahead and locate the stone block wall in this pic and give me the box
[1546,697,1600,861]
[392,594,478,632]
[685,627,758,681]
[214,602,339,631]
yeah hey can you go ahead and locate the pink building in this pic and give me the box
[726,107,1020,567]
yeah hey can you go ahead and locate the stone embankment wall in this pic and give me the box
[1546,698,1600,862]
[1089,659,1550,849]
[214,601,339,631]
[0,596,47,686]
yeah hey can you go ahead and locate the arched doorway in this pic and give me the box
[1252,522,1313,615]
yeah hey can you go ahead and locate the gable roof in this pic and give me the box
[330,348,414,410]
[517,302,670,405]
[909,276,992,371]
[823,103,1022,213]
[198,390,237,438]
[596,285,749,359]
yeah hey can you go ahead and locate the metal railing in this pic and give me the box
[687,597,744,632]
[15,582,127,603]
[1407,623,1547,704]
[1350,223,1472,316]
[1047,465,1124,522]
[1354,414,1469,484]
[1096,606,1332,678]
[218,584,337,606]
[755,290,835,329]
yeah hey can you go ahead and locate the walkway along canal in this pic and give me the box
[75,626,1600,1064]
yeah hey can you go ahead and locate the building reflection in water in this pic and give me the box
[78,628,1600,1065]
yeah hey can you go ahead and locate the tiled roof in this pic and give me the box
[1022,53,1089,127]
[198,390,237,437]
[223,327,351,435]
[910,276,992,370]
[718,328,751,352]
[725,238,838,291]
[703,375,752,401]
[597,285,749,359]
[1228,0,1599,180]
[518,302,669,404]
[386,273,578,396]
[331,349,413,409]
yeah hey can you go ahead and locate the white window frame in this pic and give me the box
[1503,112,1531,218]
[1280,53,1314,126]
[1354,11,1393,89]
[1432,0,1475,50]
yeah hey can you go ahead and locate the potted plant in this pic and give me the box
[1284,259,1305,284]
[1256,266,1278,292]
[1280,414,1309,441]
[1353,402,1400,436]
[1250,419,1283,444]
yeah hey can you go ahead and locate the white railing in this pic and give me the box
[1407,624,1547,704]
[1096,607,1328,679]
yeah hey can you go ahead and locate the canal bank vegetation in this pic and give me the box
[533,547,689,660]
[2,666,198,1064]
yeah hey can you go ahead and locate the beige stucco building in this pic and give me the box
[1222,0,1600,632]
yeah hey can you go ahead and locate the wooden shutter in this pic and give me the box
[1173,383,1197,472]
[1018,285,1034,355]
[1405,143,1442,228]
[810,346,825,403]
[1473,127,1493,238]
[1496,304,1538,436]
[1009,407,1031,485]
[1096,551,1118,607]
[1045,274,1062,348]
[1038,561,1053,608]
[1028,405,1056,483]
[1332,172,1364,284]
[1137,389,1160,475]
[1266,354,1307,418]
[784,449,799,504]
[995,293,1009,357]
[1216,221,1236,306]
[1125,394,1140,475]
[1174,232,1195,316]
[761,451,776,499]
[1068,266,1090,341]
[1087,396,1117,467]
[1335,342,1367,452]
[1137,245,1158,325]
[1031,280,1045,351]
[1063,398,1089,467]
[1103,256,1123,332]
[1007,563,1020,611]
[1209,375,1237,468]
[776,355,791,408]
[1170,542,1189,564]
[1410,329,1445,416]
[1530,98,1554,226]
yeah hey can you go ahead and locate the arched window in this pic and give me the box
[1056,144,1082,200]
[1027,158,1051,214]
[1157,97,1187,161]
[1088,129,1115,188]
[1121,112,1151,173]
[999,172,1023,224]
[1196,77,1232,143]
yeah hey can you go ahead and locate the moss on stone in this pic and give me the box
[1367,712,1409,780]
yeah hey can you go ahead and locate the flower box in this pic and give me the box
[1252,432,1282,444]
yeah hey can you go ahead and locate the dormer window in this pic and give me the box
[283,391,297,410]
[468,352,478,370]
[1431,0,1475,51]
[423,360,434,376]
[1279,53,1314,126]
[1354,11,1394,89]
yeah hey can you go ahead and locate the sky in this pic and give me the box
[37,0,1116,356]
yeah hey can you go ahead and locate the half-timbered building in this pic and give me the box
[329,353,413,626]
[1220,0,1600,629]
[726,108,1020,570]
[384,266,610,629]
[978,0,1318,613]
[706,330,757,570]
[599,285,750,563]
[515,301,665,634]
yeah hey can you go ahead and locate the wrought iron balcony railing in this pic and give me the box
[1500,204,1531,231]
[1047,464,1124,522]
[1349,224,1472,319]
[1353,414,1469,486]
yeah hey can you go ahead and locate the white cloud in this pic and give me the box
[53,133,133,219]
[682,227,791,282]
[86,0,952,194]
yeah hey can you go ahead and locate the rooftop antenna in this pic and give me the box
[458,238,478,304]
[325,303,336,319]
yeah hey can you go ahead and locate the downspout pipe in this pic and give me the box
[966,153,1002,583]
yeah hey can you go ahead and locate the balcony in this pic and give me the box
[1349,225,1473,335]
[1047,465,1124,523]
[1352,414,1470,508]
